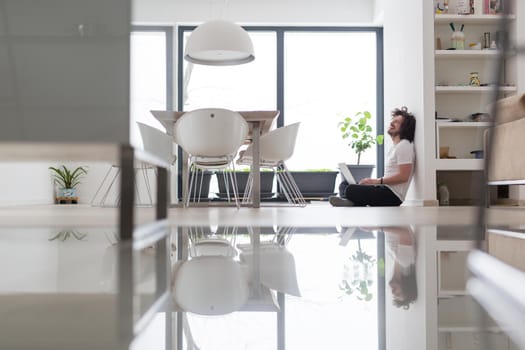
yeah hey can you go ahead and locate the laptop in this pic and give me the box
[338,163,356,184]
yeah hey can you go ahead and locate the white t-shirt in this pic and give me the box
[386,230,416,275]
[384,139,415,201]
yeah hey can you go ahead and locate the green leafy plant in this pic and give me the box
[338,111,384,165]
[48,165,87,189]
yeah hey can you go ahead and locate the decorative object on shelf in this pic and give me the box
[48,165,87,204]
[467,112,491,122]
[435,0,449,14]
[473,0,483,14]
[469,42,482,50]
[470,150,484,159]
[439,146,450,159]
[486,0,502,14]
[469,71,481,86]
[450,23,465,50]
[184,20,254,66]
[438,183,450,206]
[456,0,471,14]
[484,32,491,49]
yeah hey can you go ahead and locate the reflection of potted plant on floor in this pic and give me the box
[49,165,88,204]
[48,229,88,241]
[338,110,383,182]
[340,236,377,302]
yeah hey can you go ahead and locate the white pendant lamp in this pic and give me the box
[184,20,255,66]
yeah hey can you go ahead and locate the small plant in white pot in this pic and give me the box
[338,110,384,182]
[49,165,87,204]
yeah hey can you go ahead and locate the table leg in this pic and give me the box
[182,149,189,205]
[251,122,261,208]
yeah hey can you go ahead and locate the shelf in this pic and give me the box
[435,50,502,58]
[435,159,484,170]
[435,86,517,93]
[436,121,492,128]
[434,14,515,24]
[439,290,470,297]
[438,326,502,333]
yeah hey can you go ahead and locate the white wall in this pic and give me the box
[383,0,436,205]
[385,226,437,350]
[0,163,54,206]
[132,0,375,25]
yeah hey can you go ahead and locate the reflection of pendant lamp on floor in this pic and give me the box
[184,20,255,66]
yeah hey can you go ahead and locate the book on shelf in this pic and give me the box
[484,0,502,14]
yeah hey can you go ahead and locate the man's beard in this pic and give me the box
[388,128,399,137]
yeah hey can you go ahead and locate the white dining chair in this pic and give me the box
[237,122,305,206]
[174,108,249,208]
[91,122,174,207]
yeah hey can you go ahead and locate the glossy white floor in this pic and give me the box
[0,202,524,227]
[1,203,524,350]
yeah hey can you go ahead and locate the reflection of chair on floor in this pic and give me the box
[237,122,305,206]
[172,225,248,315]
[237,226,301,297]
[187,225,238,257]
[174,108,249,208]
[91,122,174,207]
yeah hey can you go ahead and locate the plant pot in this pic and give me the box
[345,164,375,183]
[285,171,338,199]
[56,188,78,204]
[217,171,275,198]
[178,171,213,200]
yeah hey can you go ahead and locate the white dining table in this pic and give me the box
[151,110,280,208]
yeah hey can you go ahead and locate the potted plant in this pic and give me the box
[284,168,339,200]
[49,165,88,204]
[338,110,384,182]
[216,168,275,200]
[178,169,213,201]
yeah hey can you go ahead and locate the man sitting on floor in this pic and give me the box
[329,106,416,207]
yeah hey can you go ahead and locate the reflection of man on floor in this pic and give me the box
[330,106,416,207]
[384,226,417,309]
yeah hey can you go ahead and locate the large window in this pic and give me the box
[131,27,173,143]
[284,31,379,172]
[178,26,383,174]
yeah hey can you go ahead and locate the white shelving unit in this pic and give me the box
[433,11,517,205]
[435,86,517,93]
[434,14,516,24]
[436,121,491,161]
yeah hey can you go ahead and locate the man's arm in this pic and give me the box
[359,163,413,185]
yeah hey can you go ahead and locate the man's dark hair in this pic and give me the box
[392,264,418,310]
[391,106,416,142]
